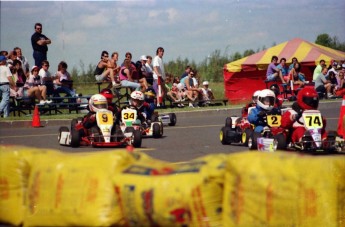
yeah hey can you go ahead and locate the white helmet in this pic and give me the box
[89,94,108,112]
[257,89,276,110]
[252,90,260,103]
[130,91,144,108]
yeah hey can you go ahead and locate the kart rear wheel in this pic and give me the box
[168,113,177,126]
[152,123,162,138]
[248,132,261,150]
[274,133,287,150]
[225,117,232,127]
[132,130,142,148]
[220,127,231,145]
[70,127,80,148]
[70,118,77,131]
[58,126,69,142]
[242,128,253,146]
[325,131,337,153]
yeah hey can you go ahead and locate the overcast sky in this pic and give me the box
[1,0,344,73]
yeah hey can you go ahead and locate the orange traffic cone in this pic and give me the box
[32,105,42,128]
[337,95,345,137]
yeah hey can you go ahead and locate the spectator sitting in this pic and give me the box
[312,59,326,82]
[277,58,289,84]
[327,61,339,77]
[119,59,141,91]
[39,60,56,97]
[24,66,52,104]
[54,61,76,98]
[266,56,285,84]
[288,57,298,73]
[288,62,305,91]
[335,71,345,97]
[200,81,215,105]
[165,75,182,106]
[180,65,191,80]
[139,55,153,86]
[94,50,119,88]
[145,55,154,85]
[14,47,30,77]
[183,69,200,107]
[327,71,338,96]
[10,59,26,98]
[314,66,333,98]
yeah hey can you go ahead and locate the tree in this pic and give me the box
[315,33,332,47]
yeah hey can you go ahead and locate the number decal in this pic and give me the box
[123,113,135,120]
[102,114,108,122]
[267,115,281,127]
[304,115,322,127]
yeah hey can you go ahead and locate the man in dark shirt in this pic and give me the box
[31,23,51,68]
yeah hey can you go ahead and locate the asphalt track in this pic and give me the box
[0,100,342,162]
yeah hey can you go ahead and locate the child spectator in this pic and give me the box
[200,81,215,105]
[24,66,52,104]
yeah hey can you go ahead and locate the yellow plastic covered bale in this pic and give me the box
[223,151,345,227]
[114,153,226,227]
[0,145,57,226]
[23,150,136,227]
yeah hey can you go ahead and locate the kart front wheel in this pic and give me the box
[248,132,261,150]
[275,133,287,150]
[225,117,232,127]
[242,128,253,146]
[152,123,162,138]
[70,127,81,148]
[220,127,231,145]
[132,130,142,148]
[58,126,69,142]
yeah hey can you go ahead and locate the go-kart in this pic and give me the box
[120,107,164,138]
[286,110,339,153]
[247,112,286,152]
[58,109,142,148]
[157,112,177,126]
[219,106,255,146]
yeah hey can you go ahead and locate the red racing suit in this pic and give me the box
[280,103,327,143]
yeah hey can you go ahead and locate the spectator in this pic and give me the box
[0,56,15,118]
[266,56,285,84]
[288,62,305,89]
[38,60,55,96]
[327,71,338,95]
[276,58,289,83]
[183,69,200,107]
[165,74,182,106]
[54,61,76,97]
[288,57,298,73]
[152,47,167,106]
[10,59,26,98]
[94,50,119,87]
[327,61,339,77]
[6,50,17,69]
[0,50,8,58]
[139,55,153,85]
[312,59,325,82]
[335,71,345,97]
[14,47,30,77]
[24,66,51,104]
[109,52,121,83]
[180,65,191,80]
[144,55,154,85]
[31,23,51,68]
[200,81,215,105]
[119,58,141,91]
[314,66,333,98]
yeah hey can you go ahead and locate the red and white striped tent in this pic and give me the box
[223,37,345,103]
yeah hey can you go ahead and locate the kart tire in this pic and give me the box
[152,123,162,138]
[70,118,77,131]
[242,128,253,146]
[70,127,81,148]
[132,130,142,148]
[124,126,135,133]
[325,131,337,153]
[220,126,231,145]
[248,132,261,150]
[275,133,287,150]
[168,113,177,126]
[151,114,159,122]
[58,126,69,142]
[225,117,232,127]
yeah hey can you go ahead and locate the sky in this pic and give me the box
[1,0,345,73]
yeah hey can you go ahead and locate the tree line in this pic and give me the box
[71,33,345,84]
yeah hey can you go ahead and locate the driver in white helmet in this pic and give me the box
[247,89,281,132]
[241,90,260,118]
[82,94,108,129]
[115,90,154,125]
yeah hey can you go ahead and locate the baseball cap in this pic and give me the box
[140,55,148,61]
[203,81,209,86]
[0,55,7,62]
[31,66,39,71]
[342,63,345,69]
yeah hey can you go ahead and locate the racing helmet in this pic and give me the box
[89,94,108,112]
[252,90,261,103]
[257,89,276,111]
[100,88,114,104]
[297,87,319,110]
[130,91,144,108]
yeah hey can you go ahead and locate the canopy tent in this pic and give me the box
[223,37,345,103]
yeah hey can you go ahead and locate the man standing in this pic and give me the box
[0,56,15,118]
[153,47,166,106]
[31,23,51,68]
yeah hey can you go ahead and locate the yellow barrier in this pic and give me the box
[223,151,345,227]
[113,153,226,227]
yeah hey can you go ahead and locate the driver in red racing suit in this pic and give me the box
[82,94,109,130]
[281,87,327,143]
